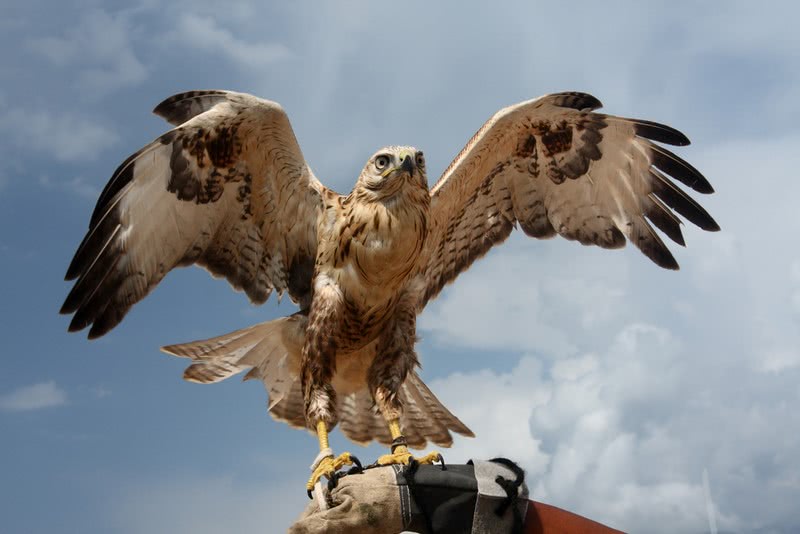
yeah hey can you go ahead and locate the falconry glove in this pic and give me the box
[289,458,528,534]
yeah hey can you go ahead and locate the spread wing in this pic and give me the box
[418,92,719,306]
[61,90,327,338]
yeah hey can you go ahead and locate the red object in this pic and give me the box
[525,501,625,534]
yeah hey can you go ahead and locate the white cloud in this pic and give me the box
[691,135,800,373]
[676,4,800,60]
[38,174,100,198]
[171,14,290,70]
[420,237,632,357]
[28,9,147,95]
[91,386,112,399]
[759,348,800,374]
[0,107,118,162]
[428,356,551,471]
[792,260,800,315]
[430,320,800,533]
[0,381,68,412]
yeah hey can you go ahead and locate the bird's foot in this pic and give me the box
[376,448,443,466]
[306,450,357,496]
[375,419,444,467]
[376,437,443,467]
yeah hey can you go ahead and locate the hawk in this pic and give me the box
[61,90,718,492]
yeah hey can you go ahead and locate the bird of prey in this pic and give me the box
[61,90,718,492]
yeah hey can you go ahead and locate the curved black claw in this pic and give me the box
[307,454,364,499]
[349,454,363,472]
[326,455,364,493]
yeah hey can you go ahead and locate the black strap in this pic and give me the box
[404,459,436,534]
[489,457,525,534]
[391,435,408,453]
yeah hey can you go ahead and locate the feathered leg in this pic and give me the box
[302,279,355,495]
[369,293,442,467]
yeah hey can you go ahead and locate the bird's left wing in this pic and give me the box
[61,90,327,338]
[417,92,719,307]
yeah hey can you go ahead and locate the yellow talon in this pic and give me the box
[376,417,443,466]
[306,420,358,495]
[376,447,442,466]
[306,451,355,492]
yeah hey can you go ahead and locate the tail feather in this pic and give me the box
[161,316,303,409]
[398,382,430,448]
[269,380,306,429]
[162,323,264,383]
[162,318,474,449]
[338,390,384,446]
[335,371,474,450]
[406,373,475,439]
[403,379,452,447]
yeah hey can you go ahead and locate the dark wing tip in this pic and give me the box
[694,213,720,232]
[59,299,73,315]
[633,119,691,146]
[650,169,719,232]
[64,249,90,281]
[645,207,686,247]
[690,182,716,195]
[656,252,680,271]
[152,89,227,115]
[87,311,120,340]
[60,283,86,315]
[89,153,137,227]
[67,316,87,333]
[548,92,603,111]
[649,145,715,195]
[636,228,681,271]
[153,90,230,125]
[87,326,106,340]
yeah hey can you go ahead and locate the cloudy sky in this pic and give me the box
[1,1,798,533]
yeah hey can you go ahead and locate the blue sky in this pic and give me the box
[1,1,798,532]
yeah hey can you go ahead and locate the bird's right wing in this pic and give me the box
[417,92,718,307]
[62,90,328,339]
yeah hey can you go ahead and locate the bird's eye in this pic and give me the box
[415,152,425,167]
[375,155,390,170]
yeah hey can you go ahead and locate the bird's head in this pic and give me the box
[354,146,428,201]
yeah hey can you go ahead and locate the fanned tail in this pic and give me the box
[161,314,306,410]
[162,317,474,448]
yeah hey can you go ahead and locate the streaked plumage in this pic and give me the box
[62,90,718,452]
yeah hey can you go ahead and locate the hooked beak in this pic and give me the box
[400,153,415,174]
